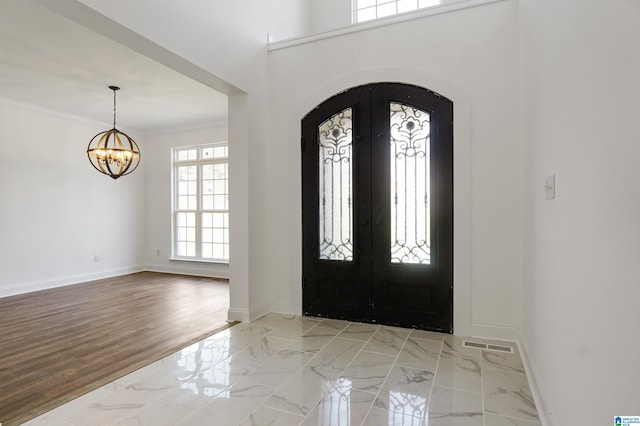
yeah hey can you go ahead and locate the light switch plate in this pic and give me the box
[545,174,555,200]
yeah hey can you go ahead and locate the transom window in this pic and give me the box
[172,143,229,262]
[354,0,441,23]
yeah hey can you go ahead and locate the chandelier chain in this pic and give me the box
[112,88,117,129]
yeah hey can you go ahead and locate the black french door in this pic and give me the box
[301,83,453,332]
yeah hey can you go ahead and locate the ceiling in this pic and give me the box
[0,0,228,132]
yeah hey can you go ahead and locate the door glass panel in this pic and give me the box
[390,102,431,264]
[318,108,353,261]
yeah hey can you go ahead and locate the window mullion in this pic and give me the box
[196,163,202,258]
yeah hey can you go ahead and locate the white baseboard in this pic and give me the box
[0,266,145,298]
[229,302,297,323]
[517,330,555,426]
[227,307,250,322]
[145,262,229,279]
[248,301,272,321]
[264,302,293,316]
[469,322,520,341]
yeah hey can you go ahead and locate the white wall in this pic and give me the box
[0,99,146,297]
[267,0,521,337]
[519,0,640,424]
[309,0,352,34]
[144,123,229,278]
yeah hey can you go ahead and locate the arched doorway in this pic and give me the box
[301,82,453,332]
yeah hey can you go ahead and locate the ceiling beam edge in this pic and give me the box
[33,0,238,96]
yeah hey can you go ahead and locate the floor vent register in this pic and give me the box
[462,340,514,354]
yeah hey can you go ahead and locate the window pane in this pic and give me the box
[203,180,214,195]
[176,211,196,258]
[177,212,195,228]
[214,180,227,194]
[202,195,214,210]
[177,242,187,256]
[397,0,418,13]
[178,196,189,210]
[201,207,228,260]
[202,146,228,159]
[212,244,224,259]
[212,213,225,227]
[214,164,226,178]
[202,228,213,243]
[202,162,220,211]
[213,195,226,210]
[177,165,197,211]
[212,229,223,242]
[318,108,353,261]
[213,146,227,158]
[187,195,197,210]
[178,166,196,185]
[359,0,376,8]
[389,102,431,264]
[202,212,213,228]
[202,164,214,180]
[418,0,440,8]
[357,7,377,22]
[176,148,197,162]
[377,2,397,18]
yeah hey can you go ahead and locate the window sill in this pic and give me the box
[169,257,229,265]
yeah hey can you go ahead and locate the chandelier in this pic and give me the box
[87,86,141,179]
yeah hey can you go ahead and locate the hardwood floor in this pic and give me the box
[0,272,232,426]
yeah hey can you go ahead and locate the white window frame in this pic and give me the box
[353,0,442,23]
[171,143,229,263]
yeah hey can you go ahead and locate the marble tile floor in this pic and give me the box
[24,314,541,426]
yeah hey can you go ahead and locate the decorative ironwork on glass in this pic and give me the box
[318,108,353,261]
[390,102,431,264]
[319,377,353,423]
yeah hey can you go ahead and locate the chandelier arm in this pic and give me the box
[116,131,140,176]
[113,132,123,149]
[103,133,117,178]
